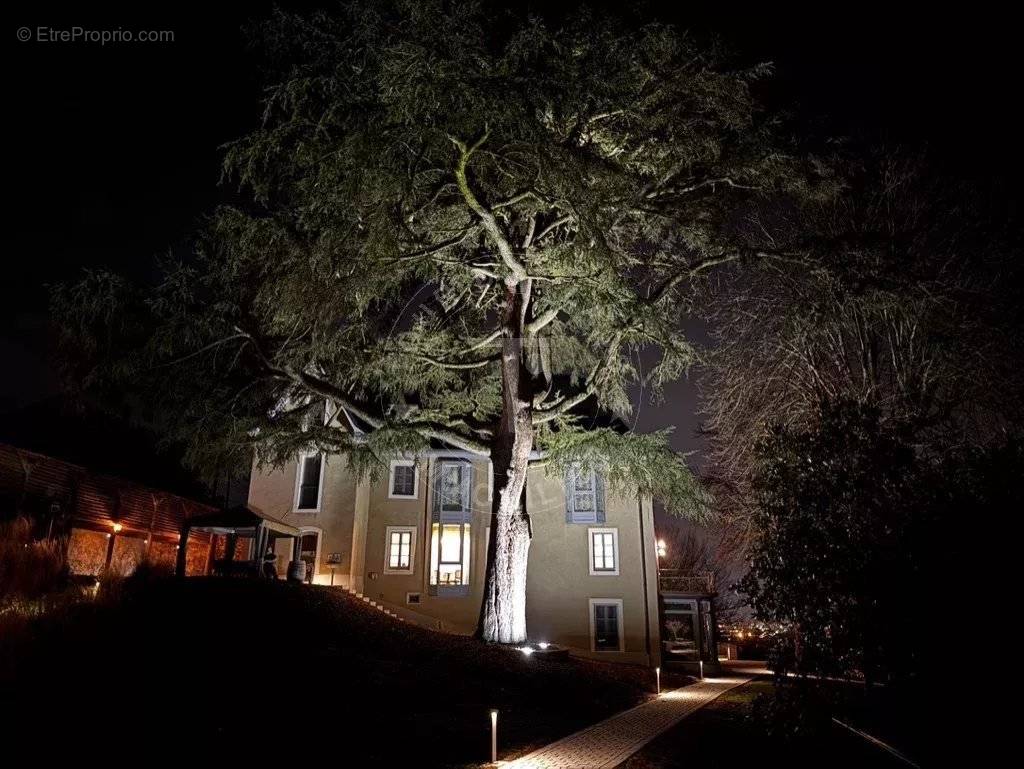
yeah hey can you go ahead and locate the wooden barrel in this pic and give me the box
[286,559,307,582]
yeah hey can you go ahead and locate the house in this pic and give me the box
[246,440,664,666]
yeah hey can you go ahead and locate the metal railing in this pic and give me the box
[657,570,714,594]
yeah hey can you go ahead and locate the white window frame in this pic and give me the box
[388,459,420,499]
[588,527,620,576]
[293,452,326,512]
[589,598,625,653]
[384,526,417,574]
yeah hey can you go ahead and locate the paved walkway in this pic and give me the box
[502,661,768,769]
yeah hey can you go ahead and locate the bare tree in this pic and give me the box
[700,152,1023,555]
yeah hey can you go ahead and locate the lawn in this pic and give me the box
[621,679,910,769]
[0,577,661,765]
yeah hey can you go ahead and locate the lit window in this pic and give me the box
[385,526,416,573]
[589,528,619,575]
[590,599,623,652]
[389,460,419,499]
[566,464,604,523]
[429,522,471,590]
[295,453,323,511]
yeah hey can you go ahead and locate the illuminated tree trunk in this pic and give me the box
[477,283,533,644]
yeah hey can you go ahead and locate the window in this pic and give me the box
[662,597,699,660]
[429,522,471,593]
[388,460,419,499]
[589,528,619,575]
[590,599,623,652]
[566,464,605,523]
[438,462,469,512]
[294,453,324,511]
[385,526,416,574]
[430,460,473,595]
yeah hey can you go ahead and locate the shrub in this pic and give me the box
[0,517,68,602]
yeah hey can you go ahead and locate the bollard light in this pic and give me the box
[489,709,498,764]
[111,522,123,534]
[699,660,704,680]
[655,666,661,695]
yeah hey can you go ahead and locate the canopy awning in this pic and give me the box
[183,505,301,538]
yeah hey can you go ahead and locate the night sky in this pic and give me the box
[6,2,1021,478]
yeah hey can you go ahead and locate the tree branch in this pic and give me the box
[450,130,527,281]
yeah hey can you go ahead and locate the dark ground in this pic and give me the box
[0,577,667,766]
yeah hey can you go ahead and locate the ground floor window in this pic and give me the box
[662,597,699,660]
[385,526,416,573]
[429,522,470,593]
[590,598,623,652]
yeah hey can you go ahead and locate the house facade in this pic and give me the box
[247,450,662,666]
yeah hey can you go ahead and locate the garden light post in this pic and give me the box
[490,709,498,764]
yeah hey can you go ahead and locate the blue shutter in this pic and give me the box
[461,463,474,523]
[564,467,575,523]
[435,460,473,524]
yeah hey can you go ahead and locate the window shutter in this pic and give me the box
[595,471,606,524]
[461,463,474,523]
[564,468,575,523]
[434,460,473,524]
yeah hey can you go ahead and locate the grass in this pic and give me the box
[621,679,911,769]
[1,577,664,765]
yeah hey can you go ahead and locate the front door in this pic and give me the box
[299,531,319,584]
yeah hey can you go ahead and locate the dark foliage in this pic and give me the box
[740,399,1021,735]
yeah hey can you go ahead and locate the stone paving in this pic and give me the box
[502,662,768,769]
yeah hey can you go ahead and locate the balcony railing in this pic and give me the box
[658,570,714,594]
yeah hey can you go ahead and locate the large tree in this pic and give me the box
[54,1,801,643]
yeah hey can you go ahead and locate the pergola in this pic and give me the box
[174,505,301,577]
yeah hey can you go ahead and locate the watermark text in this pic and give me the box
[17,26,175,44]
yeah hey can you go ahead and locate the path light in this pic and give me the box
[656,539,667,558]
[489,709,498,764]
[111,522,123,534]
[655,666,661,695]
[537,641,550,649]
[699,660,704,680]
[519,645,534,656]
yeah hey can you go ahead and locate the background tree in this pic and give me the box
[701,152,1023,555]
[656,521,740,624]
[53,1,808,643]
